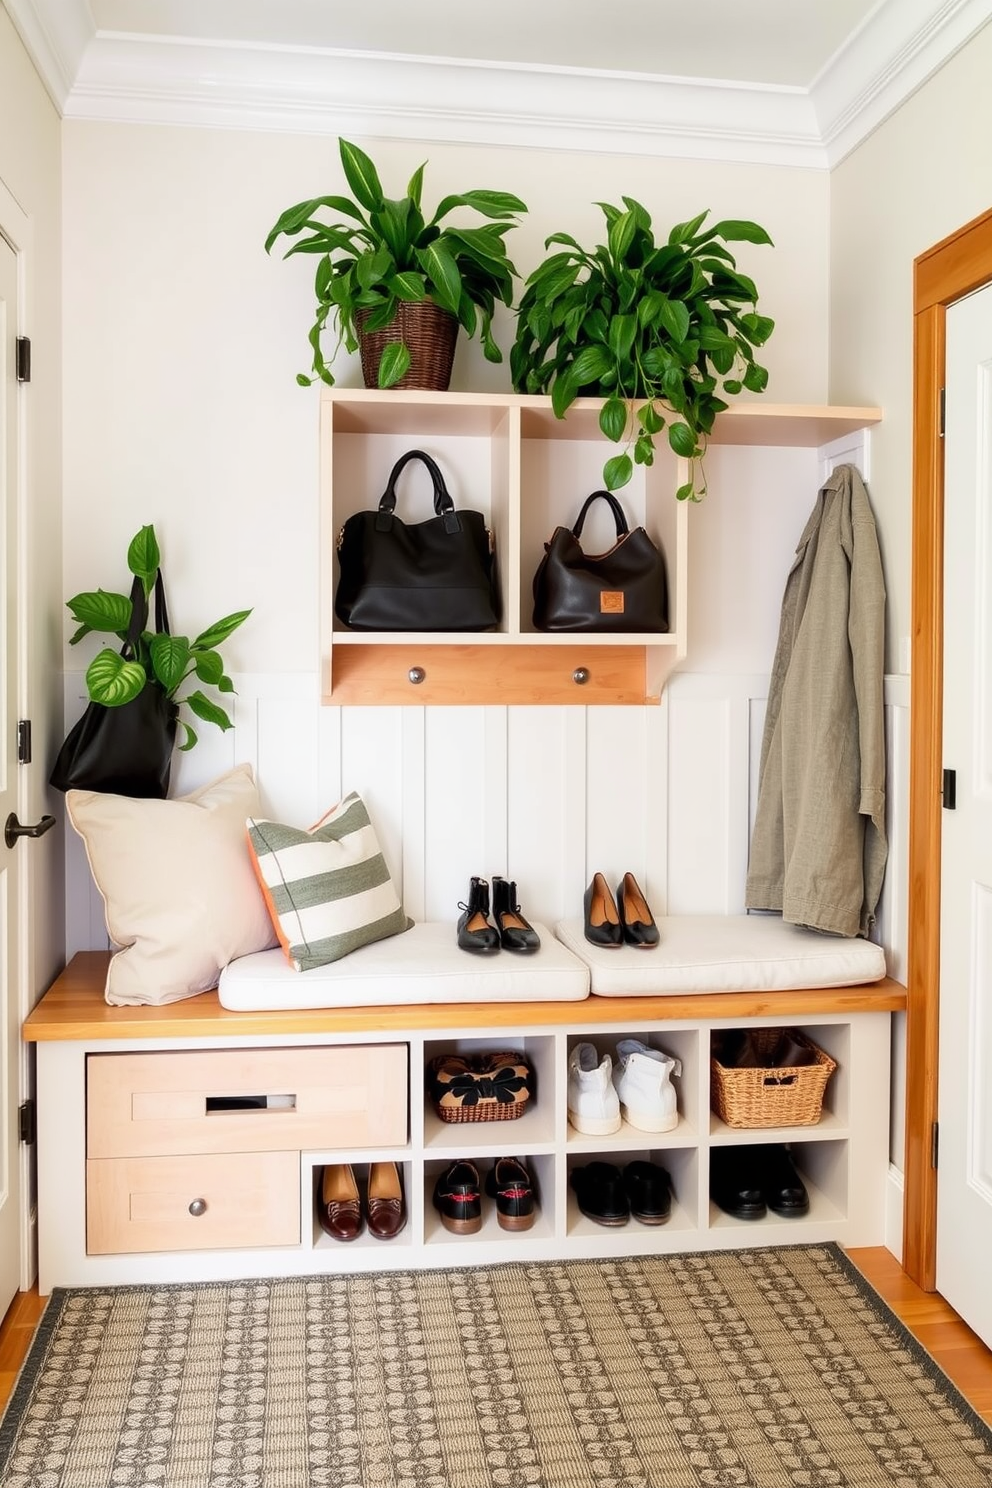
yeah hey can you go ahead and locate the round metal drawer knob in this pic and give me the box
[188,1198,208,1217]
[572,667,590,685]
[408,666,426,685]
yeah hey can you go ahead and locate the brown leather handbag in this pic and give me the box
[532,490,668,633]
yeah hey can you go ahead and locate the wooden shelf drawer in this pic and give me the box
[87,1045,408,1158]
[86,1151,300,1255]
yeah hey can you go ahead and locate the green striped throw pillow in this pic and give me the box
[247,792,411,971]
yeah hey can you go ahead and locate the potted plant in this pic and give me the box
[64,524,250,752]
[265,137,528,391]
[510,198,775,500]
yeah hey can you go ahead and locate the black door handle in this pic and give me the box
[4,813,57,850]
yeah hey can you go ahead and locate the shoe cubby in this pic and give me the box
[706,1139,849,1238]
[565,1147,699,1243]
[308,1159,416,1256]
[422,1034,556,1151]
[423,1153,554,1249]
[565,1028,699,1152]
[707,1022,850,1139]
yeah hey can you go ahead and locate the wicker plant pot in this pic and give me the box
[358,301,459,392]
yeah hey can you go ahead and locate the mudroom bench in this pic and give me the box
[23,947,906,1294]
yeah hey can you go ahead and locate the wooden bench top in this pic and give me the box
[22,951,908,1043]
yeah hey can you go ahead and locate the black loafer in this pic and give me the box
[622,1160,672,1225]
[485,1157,536,1231]
[762,1143,809,1216]
[710,1145,766,1220]
[583,873,623,948]
[570,1161,629,1225]
[433,1160,483,1234]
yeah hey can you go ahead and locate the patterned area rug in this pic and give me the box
[2,1245,991,1487]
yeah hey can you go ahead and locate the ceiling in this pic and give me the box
[6,0,992,168]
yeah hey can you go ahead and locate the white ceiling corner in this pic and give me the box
[6,0,992,170]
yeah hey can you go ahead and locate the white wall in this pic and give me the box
[0,10,65,998]
[829,23,992,1172]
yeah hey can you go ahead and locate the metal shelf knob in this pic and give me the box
[188,1198,207,1217]
[572,667,590,685]
[408,667,426,685]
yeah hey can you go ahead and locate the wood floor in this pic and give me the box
[2,1248,992,1425]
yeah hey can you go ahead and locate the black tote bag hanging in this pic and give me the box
[334,449,500,632]
[532,490,669,633]
[50,571,179,798]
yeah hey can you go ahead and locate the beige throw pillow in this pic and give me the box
[67,763,278,1005]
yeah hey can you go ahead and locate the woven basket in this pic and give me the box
[358,301,459,392]
[427,1051,533,1124]
[710,1029,836,1129]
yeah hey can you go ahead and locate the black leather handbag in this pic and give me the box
[334,449,500,632]
[532,490,669,633]
[50,572,179,798]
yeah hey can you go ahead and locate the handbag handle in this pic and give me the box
[123,571,170,658]
[571,491,630,541]
[376,449,460,535]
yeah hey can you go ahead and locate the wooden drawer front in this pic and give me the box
[87,1045,408,1159]
[86,1151,299,1255]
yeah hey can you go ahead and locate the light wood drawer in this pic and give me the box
[86,1151,300,1255]
[87,1045,408,1159]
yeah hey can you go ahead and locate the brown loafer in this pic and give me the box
[366,1161,406,1240]
[318,1163,363,1241]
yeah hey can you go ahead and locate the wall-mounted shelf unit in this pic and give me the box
[319,389,881,706]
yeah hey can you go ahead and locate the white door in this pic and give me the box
[936,281,992,1348]
[0,231,21,1316]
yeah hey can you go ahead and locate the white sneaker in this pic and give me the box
[612,1039,681,1133]
[567,1042,621,1135]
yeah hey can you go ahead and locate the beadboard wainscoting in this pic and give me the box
[62,672,910,982]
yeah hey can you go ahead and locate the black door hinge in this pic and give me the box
[931,1120,939,1170]
[15,336,31,383]
[18,1100,36,1145]
[939,386,945,437]
[16,720,31,764]
[942,768,956,809]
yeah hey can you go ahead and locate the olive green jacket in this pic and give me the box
[745,463,887,938]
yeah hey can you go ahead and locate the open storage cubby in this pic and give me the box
[319,388,881,706]
[29,956,904,1291]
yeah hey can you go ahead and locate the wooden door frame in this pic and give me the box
[904,205,992,1289]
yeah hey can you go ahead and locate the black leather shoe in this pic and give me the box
[485,1157,536,1231]
[570,1161,629,1225]
[622,1160,672,1225]
[433,1160,482,1234]
[491,877,540,953]
[710,1145,766,1220]
[583,873,623,948]
[616,872,660,948]
[762,1143,810,1216]
[456,877,500,954]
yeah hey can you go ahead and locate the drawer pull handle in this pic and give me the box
[204,1094,296,1112]
[188,1198,208,1217]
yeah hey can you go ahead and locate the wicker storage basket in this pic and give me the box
[710,1028,836,1129]
[358,301,458,392]
[427,1051,533,1123]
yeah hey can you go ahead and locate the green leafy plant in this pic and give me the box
[265,137,528,387]
[64,525,251,751]
[510,199,775,500]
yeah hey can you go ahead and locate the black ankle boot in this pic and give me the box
[491,876,540,953]
[456,877,500,954]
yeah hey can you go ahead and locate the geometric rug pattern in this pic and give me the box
[2,1244,991,1486]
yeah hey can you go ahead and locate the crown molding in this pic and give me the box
[813,0,992,166]
[1,0,93,111]
[5,0,991,169]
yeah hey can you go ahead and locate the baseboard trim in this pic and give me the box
[886,1162,904,1262]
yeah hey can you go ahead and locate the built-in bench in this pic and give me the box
[23,948,906,1294]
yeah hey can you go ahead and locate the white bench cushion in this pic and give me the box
[554,914,887,995]
[218,920,590,1009]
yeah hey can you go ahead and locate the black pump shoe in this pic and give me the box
[583,872,623,948]
[456,877,500,954]
[617,872,660,948]
[492,877,540,953]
